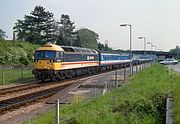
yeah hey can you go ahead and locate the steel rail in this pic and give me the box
[0,82,72,113]
[0,82,44,95]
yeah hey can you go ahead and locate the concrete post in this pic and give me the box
[136,62,138,73]
[2,72,5,85]
[124,64,126,82]
[21,68,23,79]
[103,82,108,96]
[115,70,117,88]
[132,64,134,76]
[56,99,59,124]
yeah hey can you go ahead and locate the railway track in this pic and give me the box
[0,81,67,96]
[0,81,73,114]
[0,82,41,95]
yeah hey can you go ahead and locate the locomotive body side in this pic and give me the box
[61,50,99,70]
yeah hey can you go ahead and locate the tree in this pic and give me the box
[169,46,180,59]
[0,29,6,40]
[57,14,76,46]
[104,44,108,51]
[13,6,55,44]
[78,28,99,49]
[72,30,81,47]
[98,42,105,51]
[169,46,180,54]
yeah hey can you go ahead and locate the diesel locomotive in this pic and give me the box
[32,43,150,81]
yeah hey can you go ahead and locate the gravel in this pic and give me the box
[168,63,180,72]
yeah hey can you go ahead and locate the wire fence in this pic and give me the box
[0,65,34,85]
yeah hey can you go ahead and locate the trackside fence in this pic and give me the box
[0,65,34,85]
[166,65,174,124]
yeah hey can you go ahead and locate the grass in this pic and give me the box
[0,68,34,85]
[23,64,180,124]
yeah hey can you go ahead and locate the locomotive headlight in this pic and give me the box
[53,59,61,62]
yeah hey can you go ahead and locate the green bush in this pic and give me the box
[0,40,39,65]
[19,56,30,65]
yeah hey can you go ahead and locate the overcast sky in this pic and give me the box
[0,0,180,51]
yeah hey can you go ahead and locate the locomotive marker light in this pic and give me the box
[120,24,133,76]
[138,36,146,55]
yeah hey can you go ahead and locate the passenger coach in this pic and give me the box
[99,52,130,70]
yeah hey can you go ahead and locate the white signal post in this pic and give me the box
[138,36,146,54]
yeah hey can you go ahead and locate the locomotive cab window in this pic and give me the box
[35,51,44,58]
[45,51,56,58]
[35,50,56,59]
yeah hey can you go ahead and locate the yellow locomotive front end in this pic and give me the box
[32,44,64,81]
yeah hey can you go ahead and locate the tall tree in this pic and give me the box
[78,28,99,49]
[169,46,180,54]
[13,6,55,44]
[169,46,180,59]
[57,14,76,46]
[104,41,108,51]
[0,29,6,40]
[72,30,81,47]
[98,42,105,51]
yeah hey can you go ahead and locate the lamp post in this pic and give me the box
[153,45,156,51]
[120,24,132,76]
[147,42,153,52]
[147,42,153,59]
[152,45,157,59]
[138,36,146,54]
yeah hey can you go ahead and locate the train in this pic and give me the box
[32,43,153,81]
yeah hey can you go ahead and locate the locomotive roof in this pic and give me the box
[36,43,98,54]
[60,45,98,54]
[36,43,64,51]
